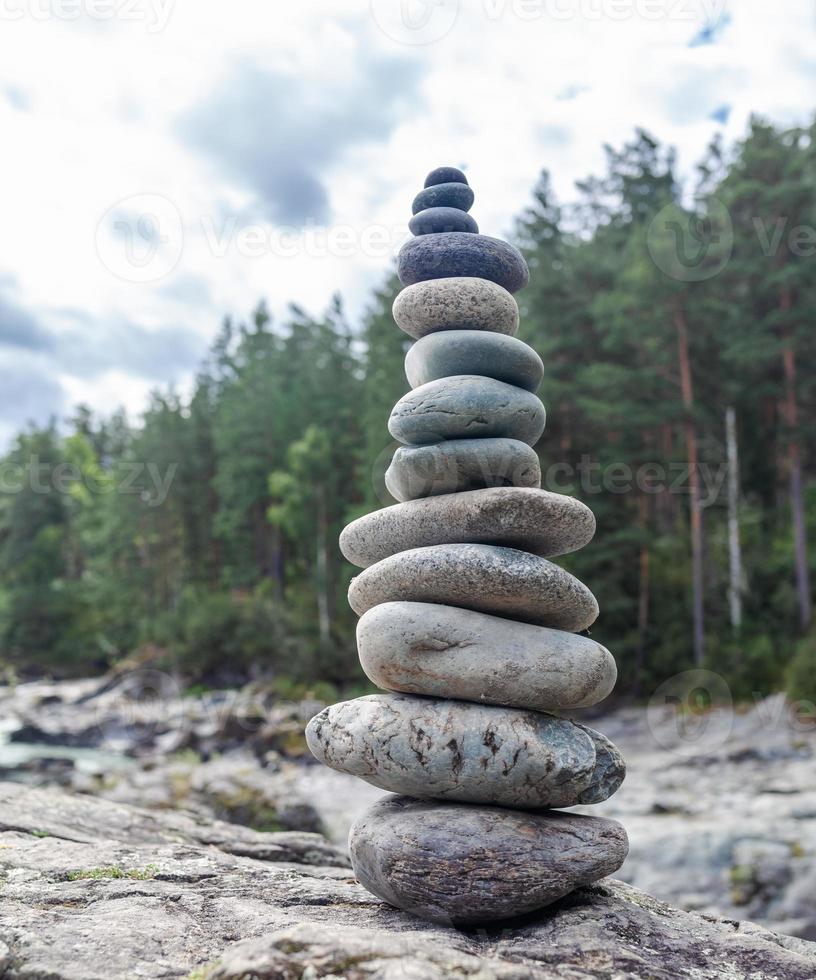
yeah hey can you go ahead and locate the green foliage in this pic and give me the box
[786,630,816,704]
[149,585,310,686]
[67,865,159,881]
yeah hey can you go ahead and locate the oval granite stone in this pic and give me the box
[424,166,468,187]
[350,797,629,925]
[411,182,474,215]
[357,602,617,710]
[340,487,596,567]
[405,330,544,391]
[347,543,599,632]
[398,233,529,293]
[409,207,478,236]
[389,376,546,447]
[307,695,624,808]
[386,438,541,501]
[393,277,519,339]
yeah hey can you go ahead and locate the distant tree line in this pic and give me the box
[1,116,814,702]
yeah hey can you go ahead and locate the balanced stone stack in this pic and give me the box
[306,166,628,926]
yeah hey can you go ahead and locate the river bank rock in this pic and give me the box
[350,796,629,924]
[0,779,814,978]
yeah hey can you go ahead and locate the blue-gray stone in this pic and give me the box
[424,166,468,187]
[412,183,474,215]
[398,233,529,293]
[350,797,629,925]
[306,694,625,808]
[347,543,599,632]
[388,376,546,447]
[386,438,541,501]
[409,207,478,236]
[405,330,544,392]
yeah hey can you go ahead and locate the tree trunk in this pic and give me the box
[257,508,284,601]
[779,288,811,628]
[315,490,331,646]
[673,300,705,666]
[208,480,221,589]
[658,422,676,529]
[635,494,651,695]
[725,406,743,633]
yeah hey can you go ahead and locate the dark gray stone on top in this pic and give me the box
[409,207,479,236]
[406,330,544,391]
[424,166,468,187]
[412,183,474,215]
[386,438,541,501]
[398,233,530,293]
[350,796,629,925]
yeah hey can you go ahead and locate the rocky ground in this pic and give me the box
[1,780,815,980]
[1,672,816,973]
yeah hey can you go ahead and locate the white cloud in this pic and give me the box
[0,0,813,446]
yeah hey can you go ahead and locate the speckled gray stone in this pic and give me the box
[409,207,478,236]
[412,183,474,215]
[347,543,599,632]
[393,277,519,340]
[424,166,468,187]
[357,601,617,711]
[306,694,624,808]
[398,233,530,294]
[350,796,629,925]
[389,376,546,447]
[405,330,544,392]
[386,438,541,501]
[340,488,596,567]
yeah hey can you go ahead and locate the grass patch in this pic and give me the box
[67,864,160,881]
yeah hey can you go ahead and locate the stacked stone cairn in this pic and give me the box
[306,166,629,926]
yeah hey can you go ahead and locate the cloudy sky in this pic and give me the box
[0,0,813,447]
